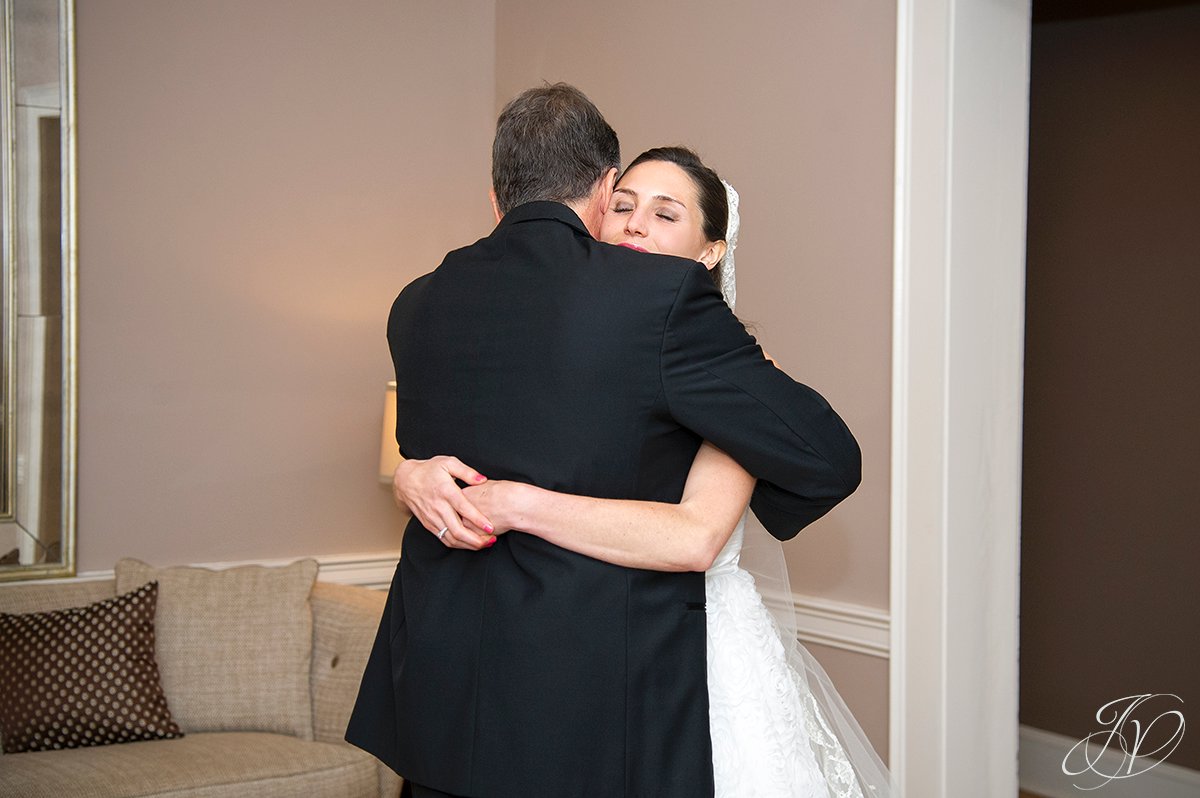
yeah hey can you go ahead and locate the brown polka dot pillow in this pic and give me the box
[0,581,182,753]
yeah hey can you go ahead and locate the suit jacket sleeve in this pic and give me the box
[660,263,862,540]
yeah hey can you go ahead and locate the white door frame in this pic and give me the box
[889,1,1031,796]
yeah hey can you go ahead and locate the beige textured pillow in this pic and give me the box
[115,557,318,740]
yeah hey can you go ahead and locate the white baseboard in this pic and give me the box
[1020,723,1200,798]
[28,551,402,590]
[307,553,399,589]
[37,553,890,658]
[767,589,891,659]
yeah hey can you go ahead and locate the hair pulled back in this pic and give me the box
[622,146,730,288]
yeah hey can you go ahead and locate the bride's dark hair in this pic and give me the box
[621,146,730,290]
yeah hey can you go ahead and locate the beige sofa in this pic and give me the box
[0,575,403,798]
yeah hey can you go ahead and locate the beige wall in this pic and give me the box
[1021,5,1200,771]
[496,0,895,755]
[75,0,496,569]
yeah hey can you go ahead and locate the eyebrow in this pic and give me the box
[613,187,688,208]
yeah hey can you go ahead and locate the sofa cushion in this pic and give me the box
[0,731,379,798]
[0,581,183,753]
[309,581,387,744]
[115,558,318,740]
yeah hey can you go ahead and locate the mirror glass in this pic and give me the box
[0,0,76,580]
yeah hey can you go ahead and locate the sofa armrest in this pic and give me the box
[377,761,404,798]
[309,581,387,745]
[0,579,115,615]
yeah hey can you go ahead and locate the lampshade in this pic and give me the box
[379,380,402,483]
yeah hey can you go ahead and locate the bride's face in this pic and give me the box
[599,160,723,267]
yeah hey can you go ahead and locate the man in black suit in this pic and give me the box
[345,83,860,798]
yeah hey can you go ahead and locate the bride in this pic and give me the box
[394,146,893,798]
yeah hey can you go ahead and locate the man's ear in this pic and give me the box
[699,240,727,270]
[489,189,503,224]
[598,167,618,213]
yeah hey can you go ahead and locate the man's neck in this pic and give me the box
[566,198,603,239]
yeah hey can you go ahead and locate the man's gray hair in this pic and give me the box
[491,83,620,214]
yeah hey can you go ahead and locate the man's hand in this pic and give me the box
[392,456,496,550]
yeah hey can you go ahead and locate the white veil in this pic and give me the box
[718,180,893,797]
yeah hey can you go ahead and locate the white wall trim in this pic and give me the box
[762,588,890,659]
[891,0,1030,795]
[19,553,890,659]
[16,551,401,589]
[1019,724,1200,798]
[307,553,399,589]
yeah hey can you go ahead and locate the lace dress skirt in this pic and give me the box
[706,564,863,798]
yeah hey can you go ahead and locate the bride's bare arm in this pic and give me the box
[463,442,754,572]
[391,346,786,557]
[393,445,753,570]
[395,356,783,561]
[457,352,784,566]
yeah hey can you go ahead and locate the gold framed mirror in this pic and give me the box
[0,0,76,580]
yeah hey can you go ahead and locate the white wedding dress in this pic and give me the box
[705,512,888,797]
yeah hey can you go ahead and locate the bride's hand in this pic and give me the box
[461,481,523,537]
[392,456,496,550]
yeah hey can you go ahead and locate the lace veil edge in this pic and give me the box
[740,519,895,797]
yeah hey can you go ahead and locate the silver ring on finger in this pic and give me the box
[437,526,449,541]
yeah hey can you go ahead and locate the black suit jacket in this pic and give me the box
[345,202,861,797]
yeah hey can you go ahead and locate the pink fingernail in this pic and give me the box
[484,537,496,548]
[475,474,486,482]
[483,524,495,534]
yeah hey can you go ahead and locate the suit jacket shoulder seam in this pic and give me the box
[657,263,708,418]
